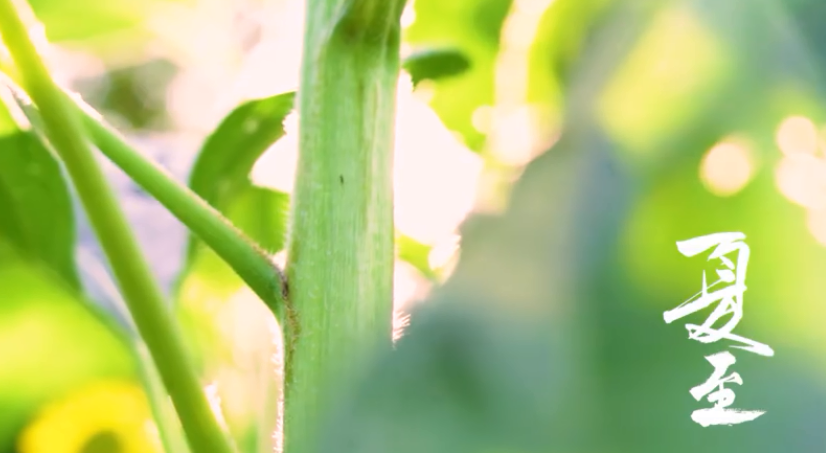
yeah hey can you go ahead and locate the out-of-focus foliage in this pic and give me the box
[178,92,293,361]
[405,0,513,151]
[74,60,178,130]
[0,256,137,453]
[4,0,826,451]
[17,381,158,453]
[28,0,163,43]
[0,99,78,288]
[396,234,437,281]
[0,99,139,453]
[402,48,471,87]
[527,0,615,126]
[320,136,607,453]
[318,0,826,452]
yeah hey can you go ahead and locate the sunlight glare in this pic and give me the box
[394,75,484,245]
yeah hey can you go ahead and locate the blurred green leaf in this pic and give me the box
[28,0,159,42]
[527,0,615,126]
[177,93,295,453]
[0,244,135,452]
[402,48,472,87]
[0,90,147,452]
[0,97,79,289]
[321,110,826,453]
[318,132,613,453]
[573,0,821,171]
[598,3,731,152]
[405,0,513,151]
[74,59,178,130]
[396,234,437,280]
[180,91,295,347]
[320,305,572,453]
[785,0,826,91]
[318,0,826,438]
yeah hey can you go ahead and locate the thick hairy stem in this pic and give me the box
[283,1,406,452]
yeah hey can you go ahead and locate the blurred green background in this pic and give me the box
[1,0,826,452]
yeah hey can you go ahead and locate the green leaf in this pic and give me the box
[177,93,295,453]
[180,91,295,357]
[180,91,295,351]
[189,92,295,207]
[0,98,79,289]
[402,48,472,87]
[405,0,513,151]
[186,91,295,260]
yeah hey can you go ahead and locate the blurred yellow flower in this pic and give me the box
[18,380,161,453]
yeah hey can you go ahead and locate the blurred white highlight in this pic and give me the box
[204,381,228,429]
[776,115,818,156]
[775,154,826,210]
[772,116,826,248]
[394,75,484,245]
[699,140,755,196]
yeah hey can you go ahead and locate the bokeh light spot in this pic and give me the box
[775,154,826,209]
[776,115,818,156]
[699,140,754,196]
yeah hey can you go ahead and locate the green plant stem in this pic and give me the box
[0,2,235,453]
[2,75,288,323]
[135,342,193,453]
[78,103,288,322]
[78,250,191,453]
[283,1,406,452]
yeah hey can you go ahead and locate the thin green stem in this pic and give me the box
[0,2,234,452]
[2,76,287,323]
[135,342,193,453]
[77,249,191,453]
[283,1,406,452]
[78,103,288,322]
